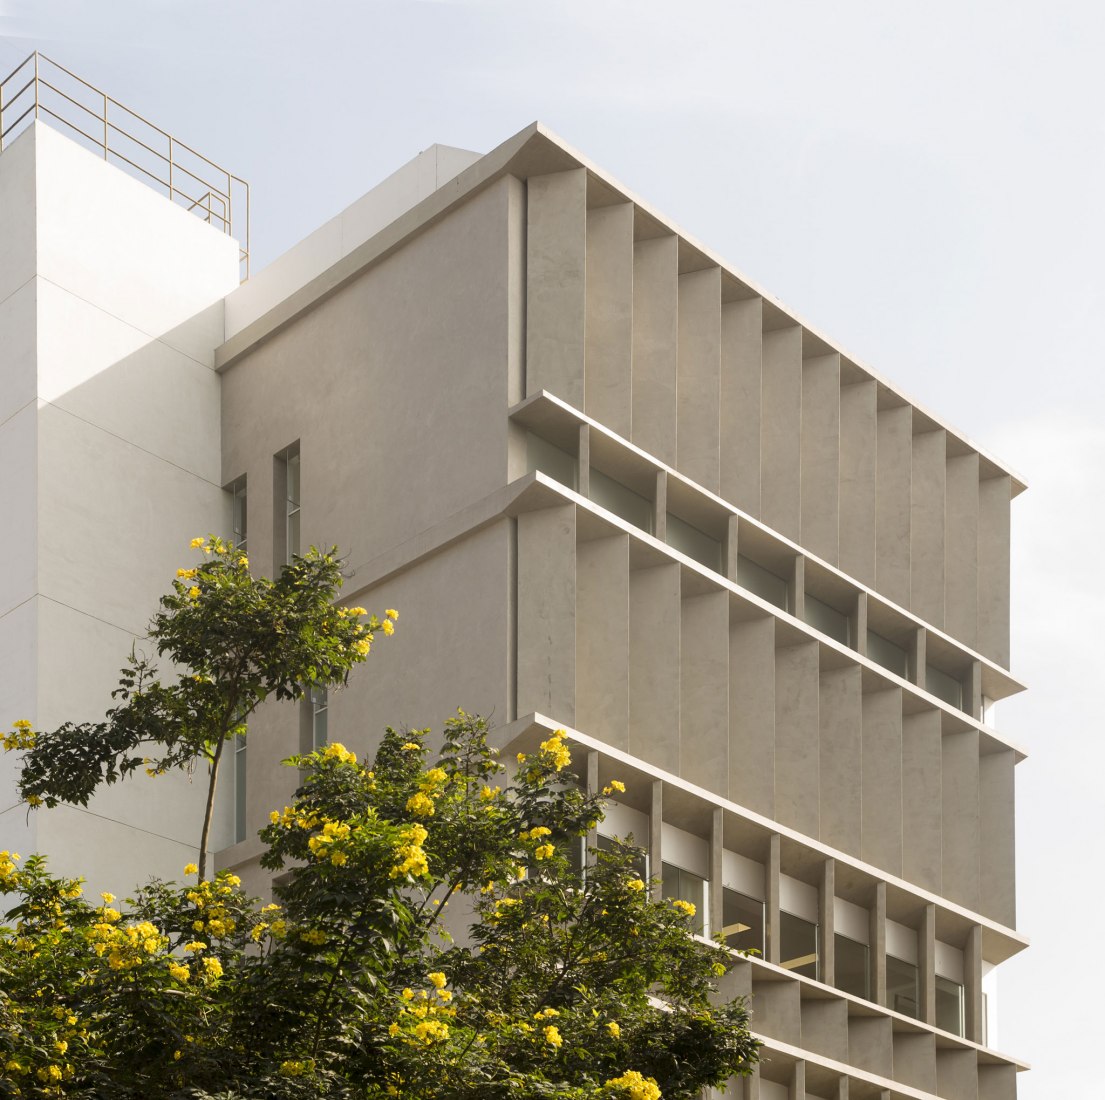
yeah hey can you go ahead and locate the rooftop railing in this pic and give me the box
[0,53,250,279]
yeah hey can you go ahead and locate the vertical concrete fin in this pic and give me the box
[875,402,911,608]
[720,296,763,515]
[870,880,887,1006]
[677,265,722,491]
[515,504,576,723]
[766,833,781,965]
[575,532,630,750]
[800,348,841,563]
[941,726,981,912]
[902,709,942,894]
[584,202,634,435]
[525,169,586,406]
[944,449,979,648]
[760,324,803,540]
[774,639,820,839]
[977,473,1011,667]
[628,561,681,773]
[680,588,729,795]
[729,611,776,817]
[838,379,877,586]
[979,747,1016,926]
[860,687,903,875]
[631,231,678,465]
[818,664,862,854]
[910,427,947,628]
[819,857,836,987]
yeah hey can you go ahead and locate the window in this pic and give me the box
[589,468,653,533]
[526,432,577,490]
[721,888,764,955]
[804,594,851,646]
[886,955,920,1018]
[274,444,301,567]
[867,630,908,677]
[598,834,648,882]
[936,975,965,1036]
[667,513,722,572]
[661,862,708,937]
[737,554,789,612]
[228,476,247,551]
[925,663,963,710]
[310,685,328,750]
[779,911,818,979]
[834,934,870,998]
[233,734,247,845]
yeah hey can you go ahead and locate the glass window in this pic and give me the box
[779,911,818,979]
[526,432,578,490]
[867,630,908,677]
[936,975,964,1036]
[721,888,764,955]
[737,554,789,612]
[229,477,247,551]
[834,934,869,999]
[804,594,851,646]
[234,734,247,845]
[590,468,653,533]
[886,955,920,1018]
[667,513,722,572]
[661,862,708,937]
[925,664,963,710]
[286,451,301,563]
[310,685,328,750]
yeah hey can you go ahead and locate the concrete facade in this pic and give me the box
[0,116,1027,1099]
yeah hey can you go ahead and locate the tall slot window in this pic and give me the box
[228,476,247,551]
[779,911,818,979]
[721,888,764,955]
[936,975,965,1036]
[274,443,301,567]
[834,934,870,998]
[310,686,328,750]
[233,734,247,844]
[886,955,920,1018]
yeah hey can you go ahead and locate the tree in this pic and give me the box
[0,544,758,1098]
[10,537,387,880]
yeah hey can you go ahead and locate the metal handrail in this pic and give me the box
[0,52,249,278]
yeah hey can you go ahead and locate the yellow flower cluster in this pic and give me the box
[388,980,456,1046]
[534,844,555,861]
[405,792,435,817]
[307,819,352,865]
[626,878,645,892]
[607,1020,621,1039]
[90,916,168,972]
[279,1059,315,1077]
[538,730,571,771]
[670,899,696,918]
[543,1024,563,1049]
[390,823,429,879]
[184,873,241,940]
[603,779,626,795]
[0,850,21,890]
[2,718,35,752]
[322,741,357,765]
[300,928,328,946]
[605,1070,662,1100]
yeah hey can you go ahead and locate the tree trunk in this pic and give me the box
[198,732,229,881]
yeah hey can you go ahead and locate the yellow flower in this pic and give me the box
[479,785,500,800]
[605,1070,661,1100]
[381,619,394,636]
[400,742,420,751]
[543,1025,563,1049]
[528,826,552,839]
[53,1041,67,1055]
[406,792,435,817]
[168,962,190,983]
[176,568,197,579]
[100,892,115,904]
[183,863,198,876]
[202,956,223,980]
[238,556,249,568]
[670,899,696,918]
[173,1050,182,1061]
[183,941,206,953]
[607,1020,621,1039]
[516,752,527,764]
[188,586,200,599]
[190,537,206,548]
[385,608,399,620]
[534,844,555,861]
[539,733,571,771]
[300,929,328,946]
[428,971,447,990]
[626,879,645,892]
[603,779,626,794]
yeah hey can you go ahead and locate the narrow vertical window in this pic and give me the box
[273,443,301,568]
[311,685,328,750]
[233,734,247,844]
[229,476,248,551]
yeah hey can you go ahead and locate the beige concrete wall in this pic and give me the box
[631,233,679,465]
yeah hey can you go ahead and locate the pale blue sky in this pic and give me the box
[2,2,1101,1093]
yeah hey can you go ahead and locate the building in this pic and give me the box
[0,55,1027,1100]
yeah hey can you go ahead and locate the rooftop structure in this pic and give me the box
[0,62,1026,1100]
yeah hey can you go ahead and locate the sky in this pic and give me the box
[1,1,1101,1093]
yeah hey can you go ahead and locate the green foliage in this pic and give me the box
[9,536,390,877]
[0,716,758,1098]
